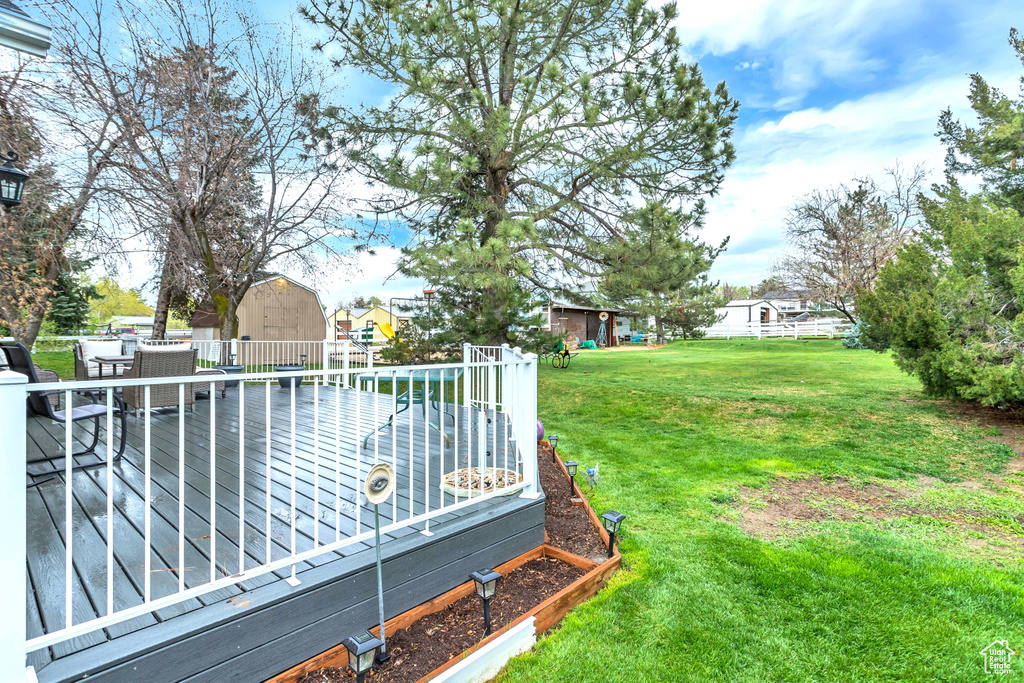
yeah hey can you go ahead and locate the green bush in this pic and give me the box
[841,321,869,350]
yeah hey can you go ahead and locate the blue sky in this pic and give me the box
[116,0,1024,308]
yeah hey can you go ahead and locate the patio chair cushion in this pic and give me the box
[78,339,127,378]
[53,403,108,422]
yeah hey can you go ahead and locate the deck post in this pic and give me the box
[0,370,27,681]
[462,343,471,410]
[520,353,540,498]
[341,341,351,388]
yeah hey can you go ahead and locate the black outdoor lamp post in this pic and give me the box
[299,354,307,368]
[0,152,30,212]
[342,630,384,683]
[564,460,578,498]
[469,568,502,636]
[548,435,559,463]
[601,510,626,559]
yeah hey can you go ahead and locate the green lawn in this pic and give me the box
[499,340,1024,683]
[31,351,75,379]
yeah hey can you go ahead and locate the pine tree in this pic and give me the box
[938,29,1024,214]
[303,0,739,342]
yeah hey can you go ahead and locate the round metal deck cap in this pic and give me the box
[364,463,396,504]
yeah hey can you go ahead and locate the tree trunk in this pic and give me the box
[216,293,240,365]
[12,305,47,350]
[656,317,665,346]
[151,256,175,340]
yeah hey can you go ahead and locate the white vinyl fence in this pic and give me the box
[699,320,851,340]
[0,344,538,680]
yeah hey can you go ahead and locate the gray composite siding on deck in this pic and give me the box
[25,381,543,683]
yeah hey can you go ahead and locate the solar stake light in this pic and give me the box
[343,630,383,683]
[469,568,502,635]
[601,510,626,558]
[549,434,559,463]
[565,460,578,498]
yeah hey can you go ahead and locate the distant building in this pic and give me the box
[108,316,156,335]
[758,290,820,320]
[327,305,409,342]
[188,275,329,363]
[539,301,622,347]
[715,299,781,326]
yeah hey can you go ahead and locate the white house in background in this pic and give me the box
[759,290,820,320]
[108,315,156,335]
[715,299,781,326]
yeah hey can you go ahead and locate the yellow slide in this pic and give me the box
[377,321,398,341]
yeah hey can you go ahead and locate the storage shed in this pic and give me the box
[542,301,622,347]
[714,299,781,326]
[188,275,329,364]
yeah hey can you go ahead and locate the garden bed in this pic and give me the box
[277,442,618,683]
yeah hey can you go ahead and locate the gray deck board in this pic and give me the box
[25,381,527,680]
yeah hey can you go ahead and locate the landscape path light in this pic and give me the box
[601,510,626,559]
[469,568,502,636]
[548,434,559,463]
[343,630,383,683]
[0,152,29,211]
[564,460,578,499]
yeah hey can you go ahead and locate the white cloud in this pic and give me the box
[703,70,1019,286]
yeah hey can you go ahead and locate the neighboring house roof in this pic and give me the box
[0,0,51,57]
[189,306,220,328]
[110,316,155,326]
[725,299,779,309]
[546,300,625,314]
[760,290,812,300]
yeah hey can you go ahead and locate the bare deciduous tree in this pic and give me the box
[774,164,926,323]
[44,0,351,347]
[0,60,124,346]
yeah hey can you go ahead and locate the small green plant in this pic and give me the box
[842,321,868,349]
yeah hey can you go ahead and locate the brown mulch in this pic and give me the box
[297,558,584,683]
[538,443,609,562]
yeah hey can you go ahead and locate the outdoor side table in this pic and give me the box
[93,354,135,379]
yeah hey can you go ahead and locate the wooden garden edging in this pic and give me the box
[268,442,620,683]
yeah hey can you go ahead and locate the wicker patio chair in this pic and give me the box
[74,339,127,381]
[195,368,227,399]
[120,348,198,415]
[1,342,127,486]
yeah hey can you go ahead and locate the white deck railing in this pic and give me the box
[0,344,537,680]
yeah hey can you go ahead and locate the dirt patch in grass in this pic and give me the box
[947,401,1024,460]
[732,473,1024,564]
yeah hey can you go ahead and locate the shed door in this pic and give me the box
[760,307,770,324]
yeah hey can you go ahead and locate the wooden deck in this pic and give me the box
[24,382,543,683]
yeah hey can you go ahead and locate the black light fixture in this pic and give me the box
[342,630,384,683]
[299,353,307,368]
[601,510,626,558]
[549,434,559,463]
[469,568,502,636]
[564,460,578,498]
[0,152,29,212]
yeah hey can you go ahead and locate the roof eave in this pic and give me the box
[0,6,51,58]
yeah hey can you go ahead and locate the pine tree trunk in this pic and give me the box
[151,256,174,340]
[656,317,665,345]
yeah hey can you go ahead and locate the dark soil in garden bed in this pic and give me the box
[538,442,610,562]
[296,444,607,683]
[297,557,585,683]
